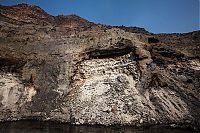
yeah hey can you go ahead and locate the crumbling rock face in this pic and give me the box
[0,4,200,129]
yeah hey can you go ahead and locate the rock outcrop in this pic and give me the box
[0,4,200,129]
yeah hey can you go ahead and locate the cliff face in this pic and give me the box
[0,4,200,128]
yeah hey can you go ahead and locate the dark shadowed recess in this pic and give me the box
[86,38,136,59]
[0,58,26,73]
[87,46,134,59]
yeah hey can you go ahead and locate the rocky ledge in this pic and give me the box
[0,4,200,129]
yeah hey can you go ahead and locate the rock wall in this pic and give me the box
[0,4,200,128]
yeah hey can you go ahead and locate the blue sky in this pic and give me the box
[1,0,199,33]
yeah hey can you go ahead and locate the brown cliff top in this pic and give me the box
[0,3,95,27]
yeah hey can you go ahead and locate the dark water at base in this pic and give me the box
[0,120,198,133]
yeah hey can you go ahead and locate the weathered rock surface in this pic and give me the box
[0,4,200,129]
